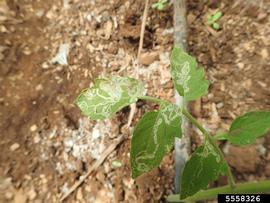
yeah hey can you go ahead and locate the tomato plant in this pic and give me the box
[76,47,270,201]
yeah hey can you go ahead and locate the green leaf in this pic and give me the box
[180,142,227,199]
[227,111,270,146]
[211,11,222,22]
[75,76,146,120]
[152,0,167,10]
[171,46,209,101]
[212,23,220,30]
[131,103,182,178]
[207,11,223,25]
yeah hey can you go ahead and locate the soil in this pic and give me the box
[0,0,269,203]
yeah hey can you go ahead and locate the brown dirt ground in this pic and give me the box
[0,0,270,203]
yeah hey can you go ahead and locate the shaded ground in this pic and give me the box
[0,0,270,202]
[188,0,270,184]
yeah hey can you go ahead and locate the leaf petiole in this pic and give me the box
[213,132,229,141]
[138,95,167,105]
[182,109,236,189]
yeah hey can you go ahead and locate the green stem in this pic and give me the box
[182,109,236,188]
[138,95,166,104]
[209,135,236,188]
[167,180,270,202]
[214,132,229,141]
[181,108,208,135]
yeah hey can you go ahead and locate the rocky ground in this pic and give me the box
[0,0,269,202]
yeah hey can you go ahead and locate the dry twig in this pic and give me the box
[137,0,150,59]
[60,134,126,202]
[127,103,137,127]
[130,0,150,128]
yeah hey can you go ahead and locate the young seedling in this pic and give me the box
[75,47,270,202]
[207,10,223,30]
[152,0,168,10]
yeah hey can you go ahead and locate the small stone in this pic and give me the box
[30,125,37,132]
[138,51,159,65]
[260,48,269,59]
[35,84,43,91]
[33,134,41,143]
[226,145,259,173]
[28,189,37,200]
[23,47,31,55]
[256,144,267,156]
[237,62,244,69]
[10,143,20,151]
[35,10,45,18]
[14,189,27,203]
[216,102,224,109]
[85,186,91,192]
[0,25,8,33]
[42,62,49,69]
[24,175,32,180]
[5,192,13,200]
[76,188,84,201]
[46,10,54,19]
[257,12,267,21]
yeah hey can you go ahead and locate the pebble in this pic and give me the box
[260,48,269,59]
[23,47,31,55]
[34,134,41,144]
[46,10,54,19]
[85,186,91,192]
[28,189,37,200]
[35,84,43,91]
[5,192,13,200]
[76,188,84,201]
[0,25,8,33]
[237,62,244,69]
[257,12,267,21]
[42,62,49,69]
[30,125,38,132]
[14,189,27,203]
[10,143,20,151]
[138,51,159,65]
[216,102,224,109]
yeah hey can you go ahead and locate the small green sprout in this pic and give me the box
[207,10,222,30]
[152,0,168,11]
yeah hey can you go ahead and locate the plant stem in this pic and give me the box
[182,109,236,188]
[137,0,149,59]
[140,96,236,188]
[181,108,208,135]
[214,132,229,141]
[208,135,236,188]
[139,96,165,104]
[167,180,270,202]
